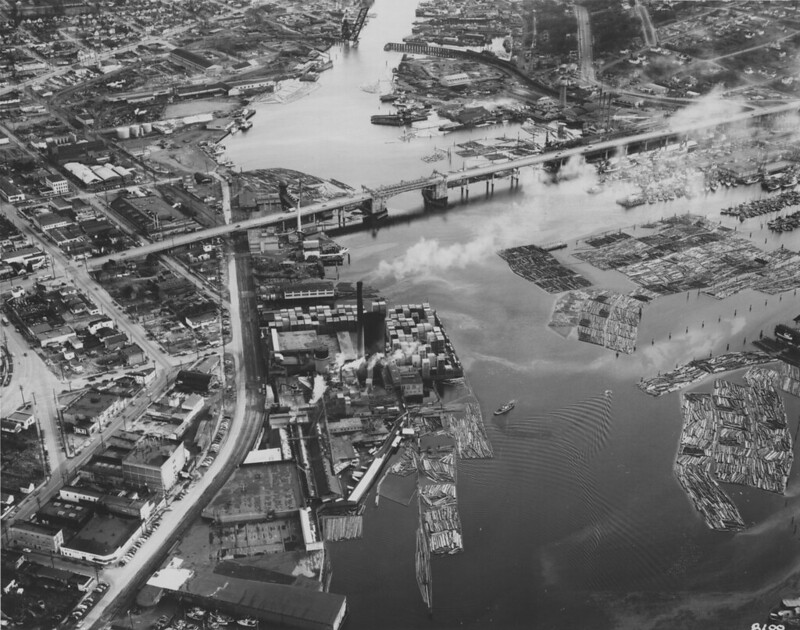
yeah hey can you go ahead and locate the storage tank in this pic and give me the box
[116,126,130,139]
[141,122,153,134]
[129,124,141,137]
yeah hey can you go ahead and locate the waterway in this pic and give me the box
[225,1,800,628]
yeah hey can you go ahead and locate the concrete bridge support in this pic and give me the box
[422,179,448,209]
[371,195,387,215]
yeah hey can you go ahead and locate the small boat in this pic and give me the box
[616,194,645,208]
[494,400,516,416]
[237,619,257,628]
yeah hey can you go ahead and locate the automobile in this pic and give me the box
[22,548,31,553]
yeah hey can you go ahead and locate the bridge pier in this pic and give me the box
[371,195,387,215]
[511,168,520,189]
[422,179,448,210]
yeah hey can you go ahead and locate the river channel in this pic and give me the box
[224,1,800,627]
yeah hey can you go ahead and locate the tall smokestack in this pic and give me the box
[356,280,364,358]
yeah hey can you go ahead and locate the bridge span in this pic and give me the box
[87,100,800,269]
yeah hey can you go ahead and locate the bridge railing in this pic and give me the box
[368,176,438,196]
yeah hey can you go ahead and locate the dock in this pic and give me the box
[721,190,800,220]
[639,351,773,396]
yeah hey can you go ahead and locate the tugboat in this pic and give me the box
[493,400,516,416]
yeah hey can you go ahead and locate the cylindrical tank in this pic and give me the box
[129,125,141,137]
[313,345,329,374]
[141,122,153,134]
[116,126,130,139]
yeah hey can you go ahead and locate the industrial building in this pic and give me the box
[111,195,197,239]
[61,389,126,434]
[60,513,142,564]
[121,438,187,493]
[169,48,220,73]
[8,521,64,553]
[147,563,347,630]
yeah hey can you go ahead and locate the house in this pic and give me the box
[1,418,23,434]
[102,332,128,351]
[6,409,36,431]
[119,343,146,365]
[87,316,114,335]
[2,575,18,594]
[131,367,157,386]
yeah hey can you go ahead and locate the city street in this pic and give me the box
[0,322,65,474]
[81,177,269,630]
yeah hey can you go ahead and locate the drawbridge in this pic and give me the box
[342,6,368,43]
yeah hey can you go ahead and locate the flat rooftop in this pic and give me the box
[155,567,345,629]
[124,440,178,467]
[64,390,119,417]
[64,514,139,556]
[202,462,302,522]
[275,330,319,353]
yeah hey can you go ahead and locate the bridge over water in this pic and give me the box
[87,100,800,269]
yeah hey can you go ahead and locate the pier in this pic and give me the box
[86,100,800,269]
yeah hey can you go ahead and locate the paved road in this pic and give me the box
[2,368,173,528]
[0,321,65,473]
[574,4,596,82]
[85,180,268,630]
[634,0,658,47]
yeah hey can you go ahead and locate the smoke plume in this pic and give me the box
[309,374,327,404]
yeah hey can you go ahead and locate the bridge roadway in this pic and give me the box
[87,99,800,269]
